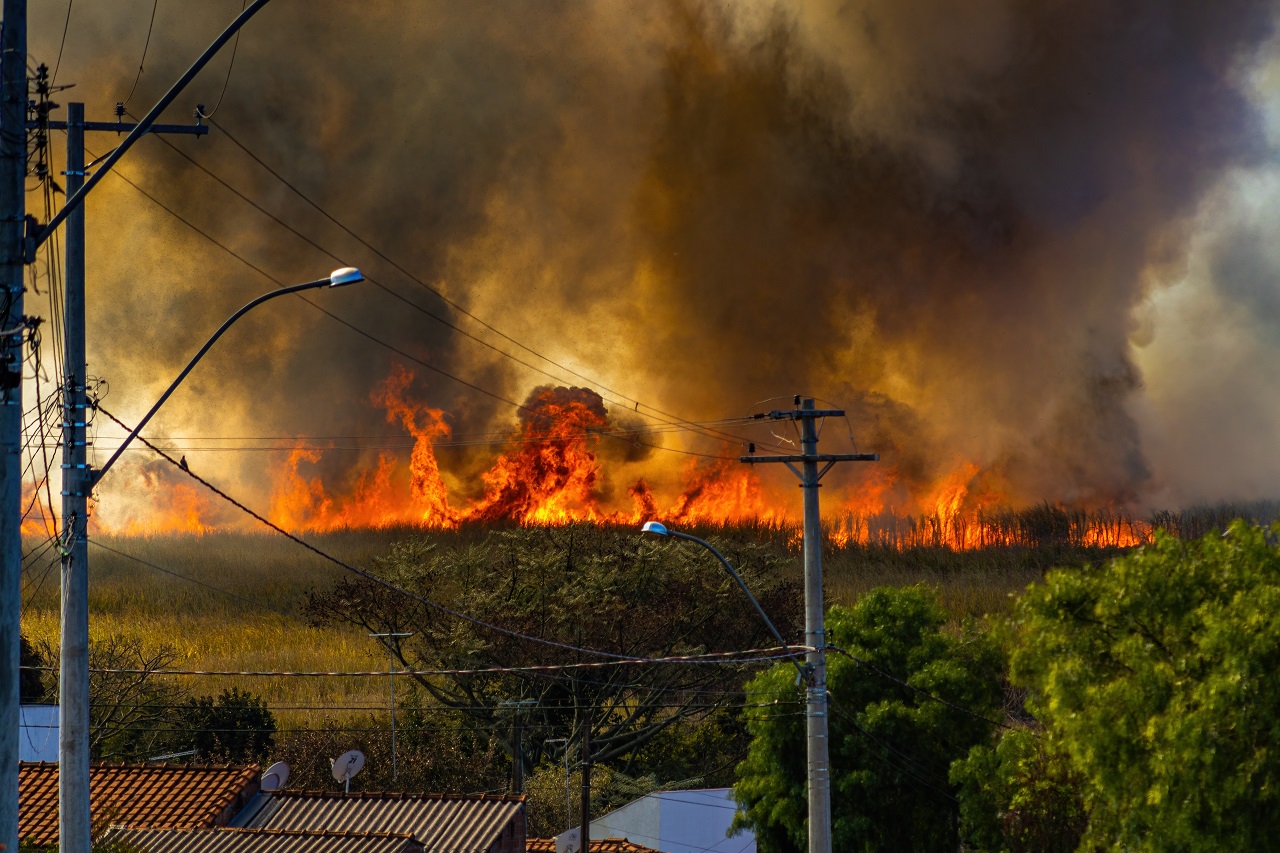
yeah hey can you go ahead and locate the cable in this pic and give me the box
[194,0,246,118]
[120,0,160,108]
[81,143,734,462]
[50,0,74,85]
[205,116,783,453]
[133,125,771,457]
[95,405,745,662]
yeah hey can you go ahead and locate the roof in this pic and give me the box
[242,791,525,853]
[18,761,260,848]
[527,838,660,853]
[102,826,424,853]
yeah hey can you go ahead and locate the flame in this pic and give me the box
[91,364,1154,549]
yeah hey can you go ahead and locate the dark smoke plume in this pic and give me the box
[23,0,1279,525]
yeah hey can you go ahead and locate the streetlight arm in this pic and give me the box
[651,525,809,679]
[91,269,362,484]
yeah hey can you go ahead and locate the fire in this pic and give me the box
[87,364,1154,550]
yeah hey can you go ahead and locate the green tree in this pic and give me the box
[733,585,1003,852]
[308,524,799,779]
[180,687,276,763]
[950,728,1086,853]
[1008,521,1280,849]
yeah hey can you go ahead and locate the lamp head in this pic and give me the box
[640,521,670,537]
[328,267,364,287]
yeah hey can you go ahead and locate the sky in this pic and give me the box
[19,0,1280,531]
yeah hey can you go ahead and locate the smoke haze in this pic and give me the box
[21,0,1280,529]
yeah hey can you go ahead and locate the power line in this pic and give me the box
[94,405,748,663]
[50,0,74,85]
[202,116,782,454]
[193,0,246,118]
[80,143,735,462]
[120,0,160,108]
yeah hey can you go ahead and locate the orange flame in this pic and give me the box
[94,364,1153,549]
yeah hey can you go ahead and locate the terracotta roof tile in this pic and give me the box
[526,839,660,853]
[18,761,260,848]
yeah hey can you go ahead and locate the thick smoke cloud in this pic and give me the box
[23,0,1279,525]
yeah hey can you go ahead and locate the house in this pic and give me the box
[101,826,426,853]
[584,789,755,853]
[17,761,260,848]
[233,790,527,853]
[17,705,58,763]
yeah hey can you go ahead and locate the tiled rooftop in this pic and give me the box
[103,826,424,853]
[242,791,525,853]
[526,839,660,853]
[18,761,260,848]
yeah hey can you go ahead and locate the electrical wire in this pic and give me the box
[194,0,246,118]
[120,0,160,108]
[50,0,74,85]
[203,116,787,454]
[95,405,753,663]
[81,144,736,462]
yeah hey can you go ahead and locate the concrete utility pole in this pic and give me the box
[579,703,592,853]
[49,101,206,853]
[742,397,877,853]
[0,3,28,852]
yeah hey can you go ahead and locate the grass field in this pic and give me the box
[20,502,1280,769]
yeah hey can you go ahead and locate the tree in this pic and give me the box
[308,524,800,780]
[1007,521,1280,849]
[950,728,1086,853]
[732,585,1003,852]
[19,634,47,703]
[180,687,276,763]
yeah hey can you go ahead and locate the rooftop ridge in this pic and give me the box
[112,825,418,841]
[273,790,526,803]
[19,760,261,772]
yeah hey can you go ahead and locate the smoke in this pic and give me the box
[23,0,1280,524]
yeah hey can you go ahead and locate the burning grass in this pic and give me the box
[20,501,1280,730]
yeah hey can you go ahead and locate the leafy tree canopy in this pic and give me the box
[307,524,800,776]
[733,585,1003,853]
[1008,521,1280,850]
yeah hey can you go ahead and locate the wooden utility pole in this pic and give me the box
[742,397,877,853]
[0,3,27,852]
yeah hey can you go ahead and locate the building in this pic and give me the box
[585,789,755,853]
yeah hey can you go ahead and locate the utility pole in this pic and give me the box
[0,2,28,852]
[368,631,412,781]
[498,698,536,794]
[44,101,206,853]
[579,703,592,853]
[742,397,877,853]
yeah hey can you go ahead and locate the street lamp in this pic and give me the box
[639,521,807,679]
[91,266,365,483]
[57,267,363,852]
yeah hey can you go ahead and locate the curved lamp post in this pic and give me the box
[57,266,362,852]
[91,266,364,484]
[639,521,808,679]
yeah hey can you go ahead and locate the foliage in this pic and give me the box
[180,687,276,763]
[1008,521,1280,849]
[20,633,47,703]
[732,585,1003,852]
[34,633,189,761]
[950,728,1086,852]
[524,761,662,838]
[307,524,800,773]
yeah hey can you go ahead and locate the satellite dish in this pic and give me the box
[261,761,290,792]
[331,749,366,792]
